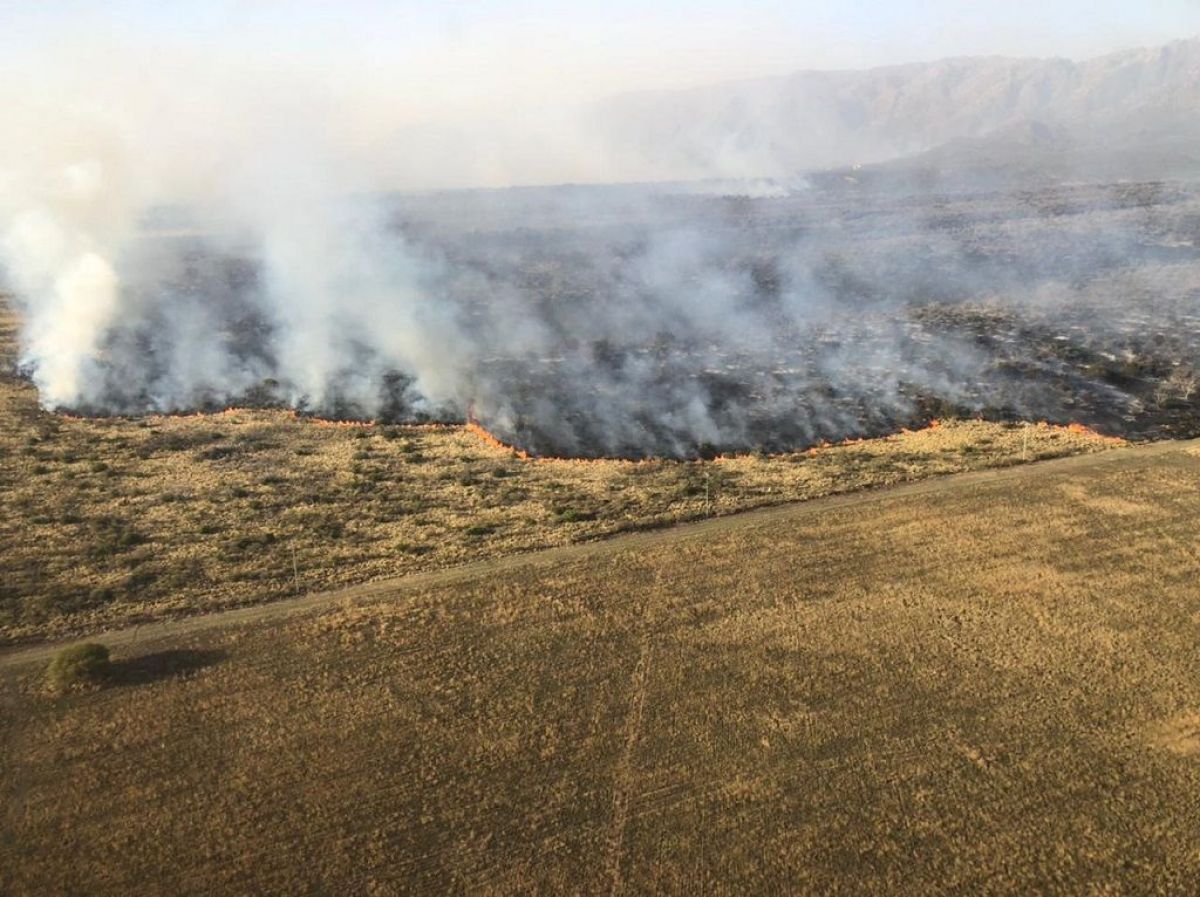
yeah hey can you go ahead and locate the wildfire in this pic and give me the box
[1059,421,1125,444]
[60,405,394,429]
[464,415,958,464]
[59,403,1124,460]
[305,415,375,430]
[463,406,664,466]
[465,416,531,459]
[151,407,379,428]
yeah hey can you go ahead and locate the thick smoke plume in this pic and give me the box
[2,36,1199,458]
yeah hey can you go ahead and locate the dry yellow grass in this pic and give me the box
[0,299,1122,645]
[2,438,1199,895]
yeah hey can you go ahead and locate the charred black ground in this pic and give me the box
[32,177,1200,458]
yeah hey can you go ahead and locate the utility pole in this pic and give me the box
[291,544,300,595]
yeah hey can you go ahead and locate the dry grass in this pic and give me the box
[2,438,1199,895]
[0,299,1122,645]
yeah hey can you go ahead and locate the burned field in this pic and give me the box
[416,179,1200,457]
[23,178,1200,459]
[4,438,1200,895]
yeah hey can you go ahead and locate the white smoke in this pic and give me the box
[0,34,475,418]
[2,171,124,408]
[1,28,1198,456]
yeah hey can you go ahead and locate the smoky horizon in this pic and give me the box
[2,9,1200,458]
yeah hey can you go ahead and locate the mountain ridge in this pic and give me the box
[590,37,1200,184]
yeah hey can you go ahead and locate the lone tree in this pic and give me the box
[46,642,111,693]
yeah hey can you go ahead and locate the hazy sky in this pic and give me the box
[0,1,1197,192]
[3,1,1198,114]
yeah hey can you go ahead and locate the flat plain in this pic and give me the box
[3,437,1199,895]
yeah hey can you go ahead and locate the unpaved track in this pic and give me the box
[3,436,1195,671]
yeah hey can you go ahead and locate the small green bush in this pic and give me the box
[556,508,597,523]
[46,643,111,693]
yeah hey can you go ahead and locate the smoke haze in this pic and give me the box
[2,18,1199,456]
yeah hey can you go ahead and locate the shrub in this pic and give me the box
[315,519,345,539]
[89,586,117,605]
[397,542,433,555]
[115,530,147,549]
[556,508,597,523]
[90,521,149,559]
[46,643,111,693]
[124,569,158,591]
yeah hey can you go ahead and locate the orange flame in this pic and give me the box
[464,407,661,466]
[59,405,394,429]
[1057,421,1124,444]
[465,417,531,459]
[59,404,1124,461]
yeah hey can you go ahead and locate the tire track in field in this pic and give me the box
[604,636,653,897]
[604,563,670,897]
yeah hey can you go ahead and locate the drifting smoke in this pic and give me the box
[2,35,1199,457]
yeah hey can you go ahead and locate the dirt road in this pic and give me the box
[3,436,1195,672]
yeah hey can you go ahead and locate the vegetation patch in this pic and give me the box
[45,642,111,693]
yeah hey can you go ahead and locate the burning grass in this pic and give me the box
[0,300,1125,644]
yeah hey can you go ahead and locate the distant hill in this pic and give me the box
[591,38,1200,185]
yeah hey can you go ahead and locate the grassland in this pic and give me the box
[0,299,1122,645]
[3,438,1199,895]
